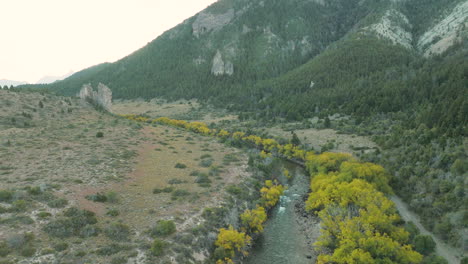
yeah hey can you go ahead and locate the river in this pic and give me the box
[244,161,316,264]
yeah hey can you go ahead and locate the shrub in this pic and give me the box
[174,163,187,169]
[37,211,52,219]
[104,222,131,241]
[53,242,68,252]
[151,220,176,237]
[47,198,68,208]
[20,245,36,257]
[414,235,436,255]
[96,243,131,256]
[171,189,190,200]
[85,192,107,202]
[199,159,213,168]
[80,224,100,238]
[150,239,167,256]
[168,179,185,185]
[27,186,42,195]
[106,209,120,217]
[226,185,242,196]
[195,173,211,187]
[96,132,104,138]
[421,254,449,264]
[44,208,97,238]
[11,200,28,212]
[106,192,119,203]
[153,187,174,194]
[0,241,11,257]
[111,256,128,264]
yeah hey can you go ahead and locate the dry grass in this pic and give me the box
[112,98,199,119]
[0,90,250,263]
[268,126,376,154]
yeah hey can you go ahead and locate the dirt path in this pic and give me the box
[391,196,464,264]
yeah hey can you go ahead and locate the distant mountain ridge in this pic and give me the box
[36,70,75,84]
[29,0,467,130]
[0,79,28,87]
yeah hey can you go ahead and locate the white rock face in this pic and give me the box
[79,83,112,111]
[211,50,234,76]
[417,1,468,56]
[79,84,93,100]
[192,9,235,38]
[211,50,225,75]
[369,9,413,49]
[97,83,112,111]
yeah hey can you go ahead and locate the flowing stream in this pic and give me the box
[244,161,315,264]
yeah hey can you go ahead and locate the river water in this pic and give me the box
[244,162,315,264]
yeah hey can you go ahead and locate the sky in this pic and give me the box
[0,0,217,83]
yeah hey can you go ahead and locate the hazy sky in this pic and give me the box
[1,0,217,83]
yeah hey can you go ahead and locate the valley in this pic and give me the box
[2,0,467,263]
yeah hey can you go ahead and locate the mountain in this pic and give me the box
[36,70,75,84]
[18,0,468,256]
[35,0,466,133]
[0,79,28,87]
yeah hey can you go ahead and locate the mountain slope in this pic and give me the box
[30,0,466,132]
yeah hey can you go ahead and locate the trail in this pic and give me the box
[391,196,464,264]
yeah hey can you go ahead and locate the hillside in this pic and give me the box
[0,90,267,263]
[17,0,468,259]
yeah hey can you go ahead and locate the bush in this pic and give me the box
[11,200,28,212]
[20,245,36,257]
[0,241,11,257]
[195,173,211,187]
[104,222,131,241]
[171,189,190,200]
[151,220,176,237]
[96,243,132,256]
[106,192,119,203]
[44,208,97,238]
[153,187,174,194]
[414,235,436,255]
[85,192,107,202]
[226,185,242,196]
[96,132,104,138]
[111,256,128,264]
[168,179,185,185]
[421,254,449,264]
[199,159,213,168]
[80,224,100,238]
[106,209,120,217]
[37,211,52,219]
[47,198,68,208]
[150,239,167,256]
[175,163,187,169]
[53,242,68,252]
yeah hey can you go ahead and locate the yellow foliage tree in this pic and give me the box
[260,181,285,208]
[306,152,354,173]
[338,161,392,194]
[215,226,251,260]
[240,206,267,234]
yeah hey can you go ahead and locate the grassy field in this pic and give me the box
[0,90,249,264]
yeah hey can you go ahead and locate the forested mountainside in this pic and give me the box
[23,0,467,250]
[29,0,467,133]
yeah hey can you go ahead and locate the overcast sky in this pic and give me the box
[0,0,217,83]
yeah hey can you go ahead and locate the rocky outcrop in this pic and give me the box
[79,83,112,111]
[211,50,234,76]
[192,9,235,38]
[417,1,468,57]
[368,9,413,49]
